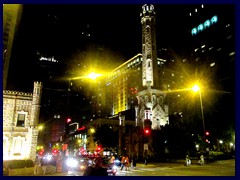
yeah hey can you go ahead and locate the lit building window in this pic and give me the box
[198,24,204,31]
[150,5,154,11]
[194,48,199,52]
[191,28,197,36]
[17,114,25,127]
[211,15,218,24]
[204,20,210,28]
[210,62,215,67]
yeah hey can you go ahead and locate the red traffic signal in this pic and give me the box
[97,146,101,151]
[52,149,58,155]
[38,150,44,156]
[205,131,210,136]
[66,117,72,123]
[144,128,151,135]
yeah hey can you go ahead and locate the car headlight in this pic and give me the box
[114,160,120,163]
[66,158,78,168]
[80,165,86,170]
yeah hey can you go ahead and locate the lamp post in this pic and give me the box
[192,85,205,135]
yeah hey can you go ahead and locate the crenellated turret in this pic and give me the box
[30,81,43,127]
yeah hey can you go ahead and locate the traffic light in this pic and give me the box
[205,131,210,143]
[66,117,72,123]
[96,146,102,153]
[144,128,151,135]
[38,149,44,156]
[52,149,58,155]
[65,117,72,135]
[205,131,210,136]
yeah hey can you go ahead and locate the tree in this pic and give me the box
[93,125,119,149]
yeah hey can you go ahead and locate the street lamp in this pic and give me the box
[86,72,102,80]
[192,84,206,135]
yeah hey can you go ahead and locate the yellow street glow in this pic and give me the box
[38,125,43,130]
[90,128,95,133]
[86,72,102,80]
[192,85,200,92]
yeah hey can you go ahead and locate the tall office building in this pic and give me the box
[186,4,235,133]
[3,4,23,89]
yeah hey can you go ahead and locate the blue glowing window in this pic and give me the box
[198,24,204,31]
[191,28,197,35]
[211,16,218,24]
[204,20,210,28]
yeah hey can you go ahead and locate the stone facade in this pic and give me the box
[3,82,42,161]
[137,4,169,130]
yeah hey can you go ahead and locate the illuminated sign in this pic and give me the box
[191,15,218,36]
[39,56,58,62]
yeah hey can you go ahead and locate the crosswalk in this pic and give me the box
[116,168,157,176]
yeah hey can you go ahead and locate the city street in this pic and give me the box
[117,159,235,176]
[48,159,235,176]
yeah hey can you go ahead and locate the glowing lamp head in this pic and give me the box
[192,85,200,92]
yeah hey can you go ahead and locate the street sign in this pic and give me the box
[144,143,148,150]
[62,144,68,151]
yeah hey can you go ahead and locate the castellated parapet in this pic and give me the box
[3,81,43,161]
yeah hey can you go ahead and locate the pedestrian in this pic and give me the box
[34,156,42,175]
[56,154,63,173]
[131,155,137,169]
[200,154,204,166]
[109,154,115,165]
[83,157,108,176]
[124,155,130,171]
[41,158,48,175]
[185,155,191,166]
[120,155,125,170]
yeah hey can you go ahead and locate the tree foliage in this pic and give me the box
[93,125,119,149]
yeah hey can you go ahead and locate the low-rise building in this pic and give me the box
[3,81,43,161]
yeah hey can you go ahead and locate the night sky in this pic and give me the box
[6,4,234,92]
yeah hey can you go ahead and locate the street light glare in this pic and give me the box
[192,85,200,92]
[38,125,43,130]
[86,72,102,80]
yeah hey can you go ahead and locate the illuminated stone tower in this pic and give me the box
[136,4,169,131]
[141,4,159,88]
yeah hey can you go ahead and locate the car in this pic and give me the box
[106,163,117,176]
[102,157,117,176]
[66,156,88,172]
